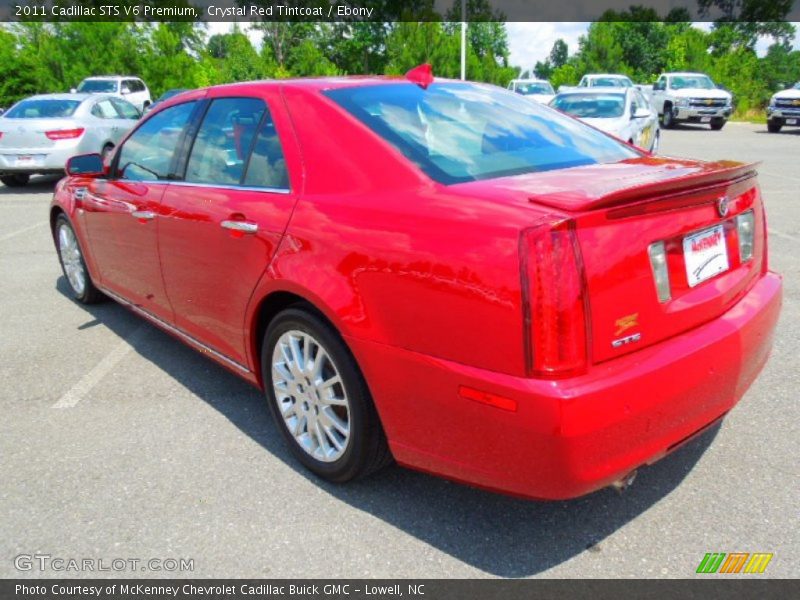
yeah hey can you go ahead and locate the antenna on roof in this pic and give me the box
[405,64,434,89]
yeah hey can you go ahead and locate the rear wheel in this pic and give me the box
[710,118,726,130]
[263,307,391,482]
[55,216,104,304]
[1,174,30,187]
[767,119,783,133]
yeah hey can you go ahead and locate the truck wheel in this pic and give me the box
[710,118,726,131]
[661,105,674,129]
[767,120,783,133]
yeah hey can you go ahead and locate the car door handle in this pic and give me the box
[221,220,258,234]
[131,210,156,221]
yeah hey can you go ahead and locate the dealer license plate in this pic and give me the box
[683,224,729,287]
[787,119,797,125]
[700,116,711,123]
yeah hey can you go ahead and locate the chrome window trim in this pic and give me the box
[99,286,251,375]
[113,179,291,195]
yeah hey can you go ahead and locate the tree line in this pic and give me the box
[0,4,797,116]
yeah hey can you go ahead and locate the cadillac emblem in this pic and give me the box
[717,196,730,218]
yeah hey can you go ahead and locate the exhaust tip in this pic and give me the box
[611,470,637,493]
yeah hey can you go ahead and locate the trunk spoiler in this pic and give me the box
[528,158,760,212]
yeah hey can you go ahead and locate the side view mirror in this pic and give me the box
[633,107,652,119]
[121,87,131,95]
[70,88,77,94]
[66,153,105,177]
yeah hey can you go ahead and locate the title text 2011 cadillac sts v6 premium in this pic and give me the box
[51,68,782,500]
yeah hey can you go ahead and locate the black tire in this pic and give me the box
[262,307,392,483]
[710,118,726,131]
[661,104,675,129]
[101,143,115,160]
[1,174,30,187]
[54,215,104,304]
[767,120,783,133]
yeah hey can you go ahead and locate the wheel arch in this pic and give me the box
[248,286,347,388]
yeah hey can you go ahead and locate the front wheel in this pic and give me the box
[710,117,726,130]
[767,120,783,133]
[55,216,104,304]
[1,174,30,187]
[661,105,675,129]
[262,307,392,482]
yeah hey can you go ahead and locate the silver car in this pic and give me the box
[0,93,140,187]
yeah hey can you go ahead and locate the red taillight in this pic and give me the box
[520,219,589,378]
[45,128,84,140]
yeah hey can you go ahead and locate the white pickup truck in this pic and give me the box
[766,82,800,133]
[650,72,733,130]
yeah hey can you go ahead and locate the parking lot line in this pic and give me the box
[52,324,149,409]
[0,221,47,243]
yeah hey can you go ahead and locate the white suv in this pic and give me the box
[74,76,152,111]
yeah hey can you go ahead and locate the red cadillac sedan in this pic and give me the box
[51,69,781,499]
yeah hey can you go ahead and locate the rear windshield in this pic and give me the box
[5,99,82,119]
[552,93,627,118]
[325,83,639,184]
[78,80,119,93]
[515,82,554,95]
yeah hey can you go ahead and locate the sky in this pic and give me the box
[208,21,800,74]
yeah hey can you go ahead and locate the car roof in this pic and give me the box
[81,76,142,81]
[663,72,708,77]
[18,93,112,102]
[556,88,631,95]
[512,78,551,83]
[584,74,631,79]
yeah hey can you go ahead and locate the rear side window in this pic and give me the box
[110,98,140,120]
[91,99,118,119]
[242,115,289,189]
[116,101,196,181]
[326,83,639,185]
[184,97,266,186]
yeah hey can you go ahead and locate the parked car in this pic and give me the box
[73,76,152,111]
[578,74,634,88]
[507,78,555,103]
[650,72,733,130]
[551,87,660,153]
[144,88,190,113]
[0,93,140,187]
[766,82,800,133]
[50,72,780,500]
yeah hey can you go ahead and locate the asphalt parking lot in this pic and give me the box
[0,122,798,579]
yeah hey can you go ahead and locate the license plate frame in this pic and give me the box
[700,116,712,123]
[787,118,797,125]
[683,224,729,288]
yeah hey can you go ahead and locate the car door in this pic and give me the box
[80,100,198,320]
[90,98,125,146]
[157,91,299,369]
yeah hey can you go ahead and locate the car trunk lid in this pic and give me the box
[0,118,81,150]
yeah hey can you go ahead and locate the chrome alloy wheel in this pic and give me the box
[271,330,351,462]
[58,223,86,296]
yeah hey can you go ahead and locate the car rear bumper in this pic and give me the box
[0,144,82,175]
[349,271,781,500]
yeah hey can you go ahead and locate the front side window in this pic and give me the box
[184,98,266,186]
[327,83,639,184]
[78,80,118,93]
[115,101,196,181]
